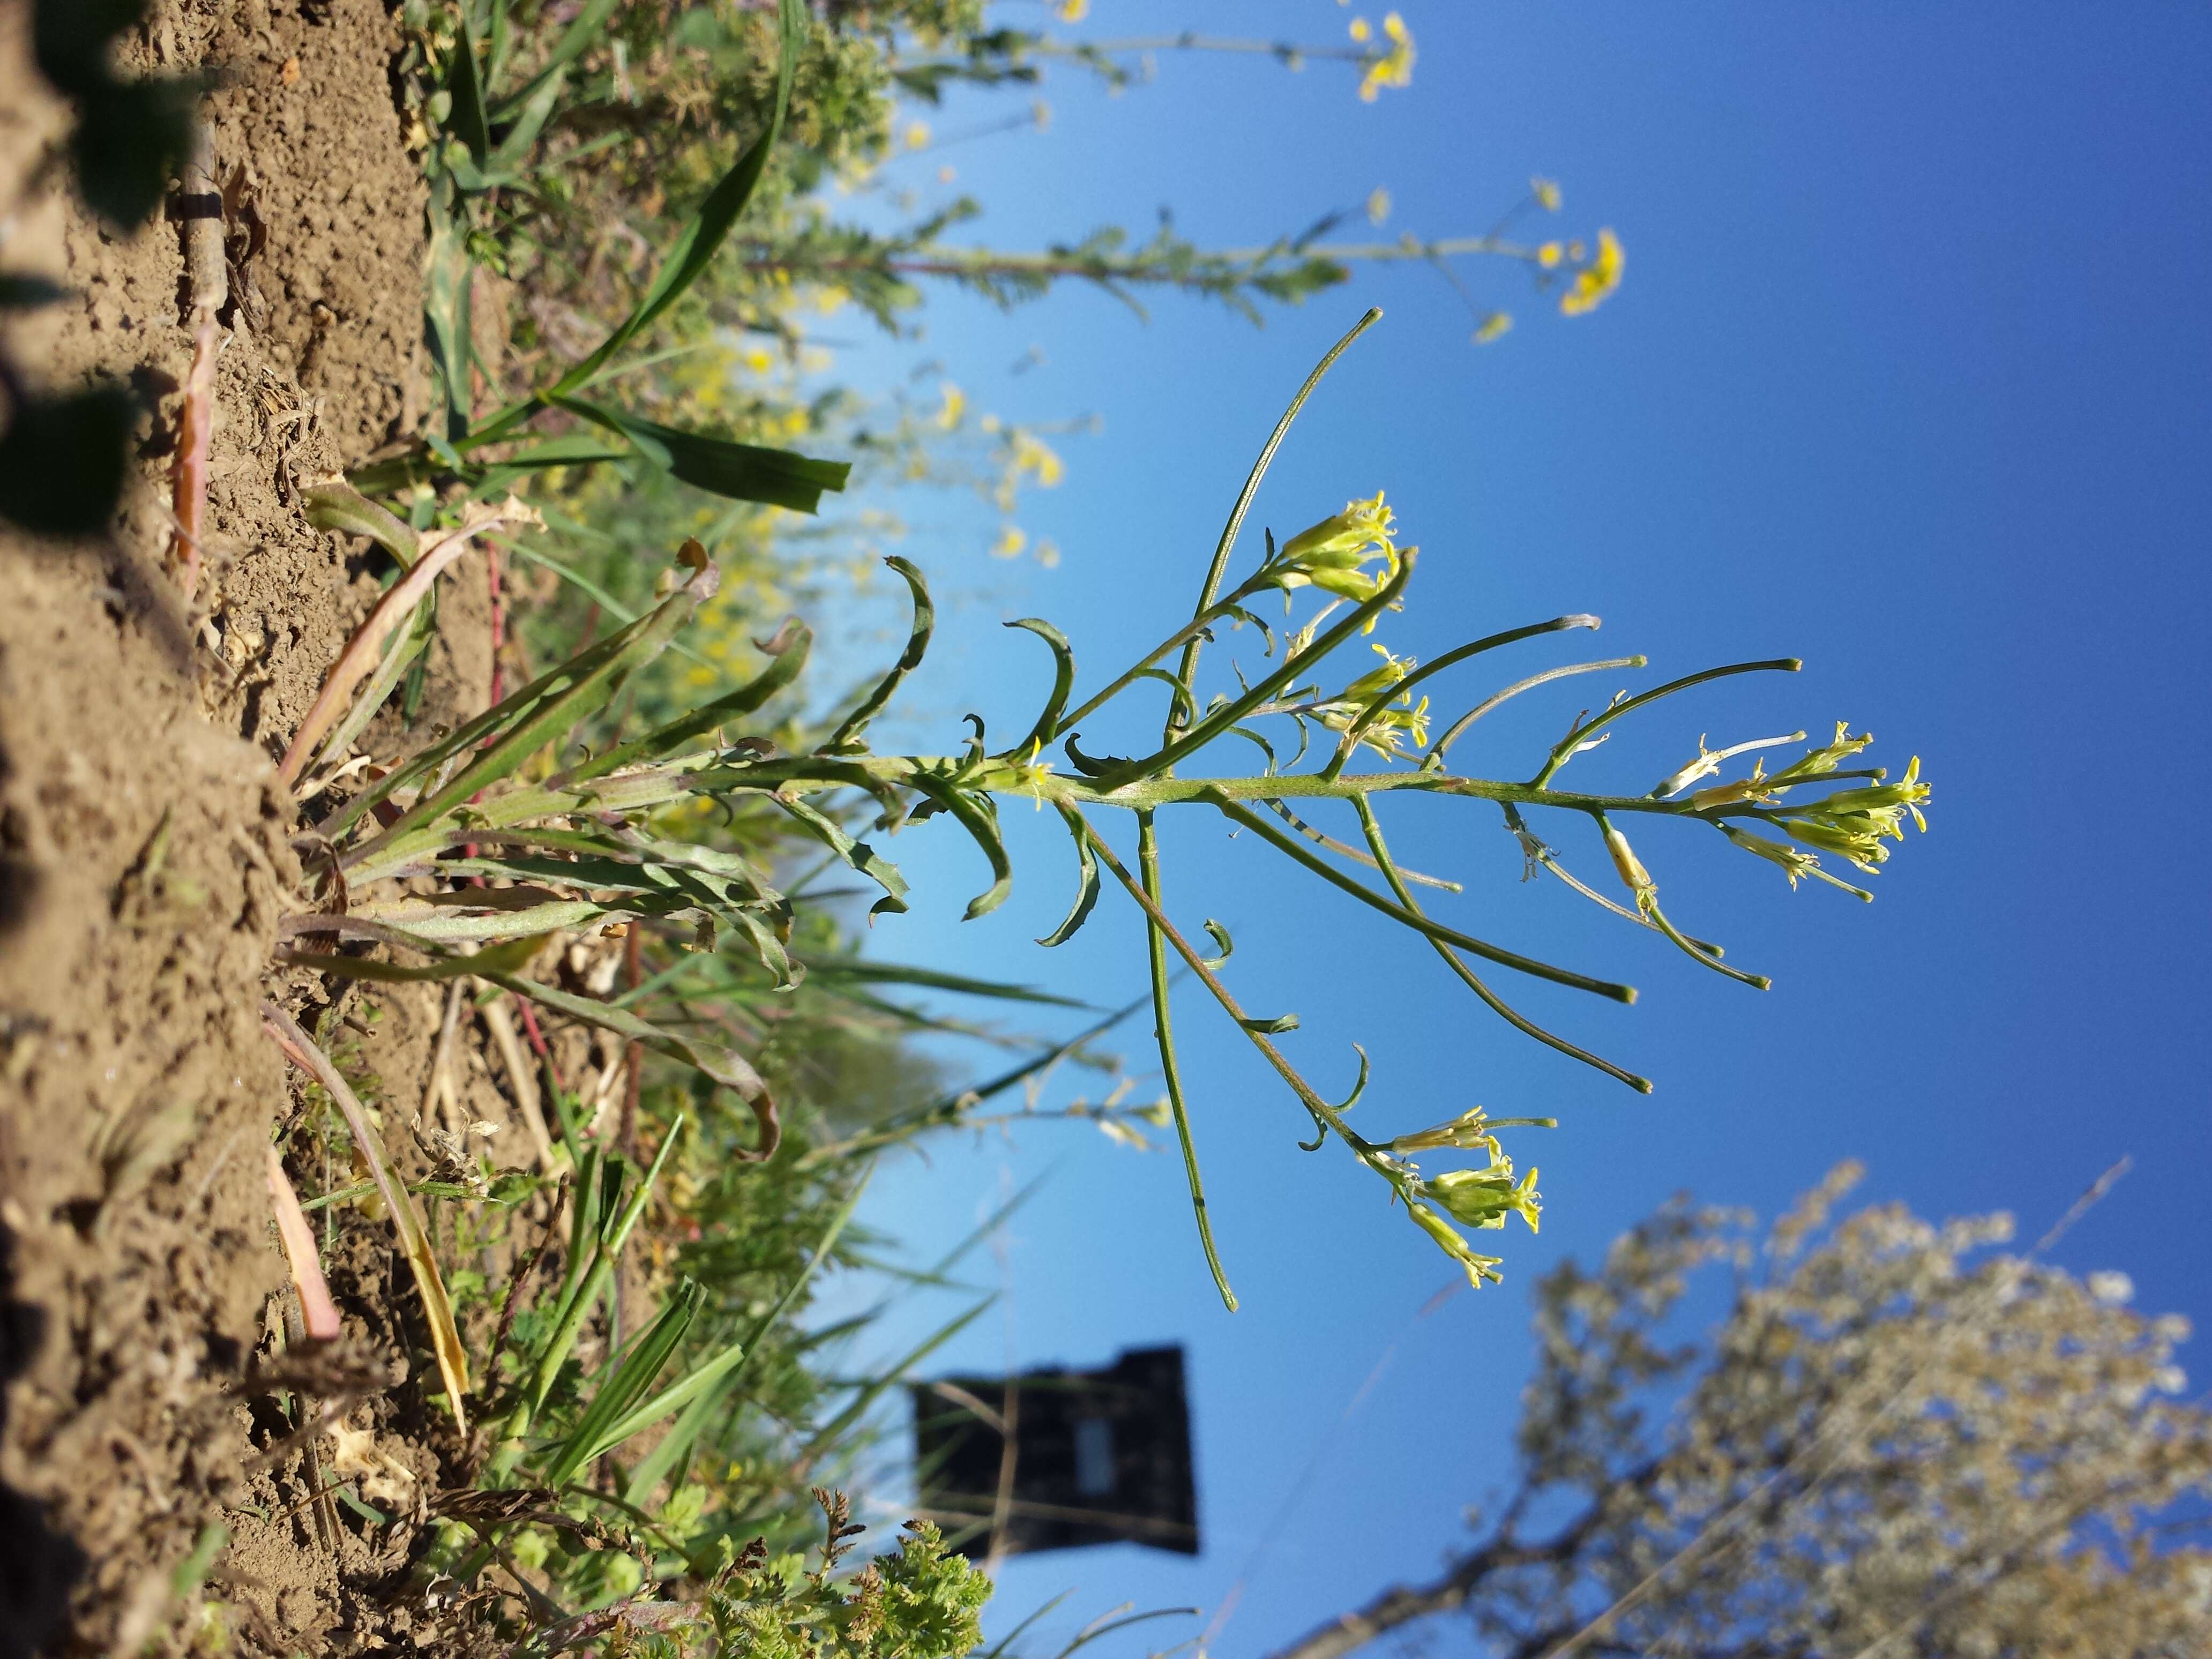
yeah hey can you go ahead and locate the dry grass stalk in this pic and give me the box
[172,122,226,601]
[481,994,557,1169]
[265,1144,342,1340]
[261,999,474,1434]
[276,497,542,786]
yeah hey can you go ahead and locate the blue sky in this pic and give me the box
[795,4,2212,1654]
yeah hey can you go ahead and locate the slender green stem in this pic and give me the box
[1352,797,1653,1092]
[1209,793,1636,1003]
[1167,307,1381,743]
[1428,657,1647,767]
[1319,615,1602,780]
[1052,595,1249,741]
[1114,554,1414,789]
[1529,660,1802,789]
[1075,818,1378,1157]
[1590,810,1770,991]
[1133,809,1237,1312]
[1260,798,1459,891]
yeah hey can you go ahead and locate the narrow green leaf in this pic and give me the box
[546,0,807,394]
[547,395,848,512]
[821,555,933,752]
[541,1280,704,1488]
[446,27,491,167]
[999,617,1076,757]
[773,795,910,920]
[1037,805,1101,947]
[1200,919,1234,968]
[487,0,619,120]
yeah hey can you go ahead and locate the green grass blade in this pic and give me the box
[540,1280,704,1489]
[622,1167,871,1503]
[800,1298,992,1461]
[542,0,806,399]
[801,957,1085,1008]
[487,0,619,120]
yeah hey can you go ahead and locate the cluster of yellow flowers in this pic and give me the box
[1347,12,1415,101]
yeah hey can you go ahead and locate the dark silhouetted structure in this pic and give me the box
[910,1344,1199,1558]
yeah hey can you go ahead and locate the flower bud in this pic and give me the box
[1410,1202,1505,1288]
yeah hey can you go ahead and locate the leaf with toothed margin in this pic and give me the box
[773,796,910,921]
[917,783,1012,921]
[1200,920,1234,969]
[821,555,934,753]
[571,616,812,782]
[1062,733,1137,777]
[999,617,1075,756]
[1039,805,1101,947]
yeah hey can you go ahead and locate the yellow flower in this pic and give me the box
[1531,176,1562,212]
[936,382,965,431]
[990,525,1027,560]
[1536,241,1563,269]
[1056,0,1088,19]
[739,346,775,376]
[1559,227,1625,317]
[1011,430,1065,487]
[1357,12,1415,100]
[1032,99,1053,131]
[1473,311,1513,345]
[1348,15,1373,41]
[1366,186,1392,226]
[1410,1204,1505,1288]
[1265,490,1400,602]
[903,122,930,150]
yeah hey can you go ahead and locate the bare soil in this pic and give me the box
[0,2,510,1650]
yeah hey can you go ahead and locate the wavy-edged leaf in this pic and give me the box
[1038,803,1100,946]
[998,617,1075,757]
[822,555,933,752]
[1061,733,1136,777]
[909,779,1011,921]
